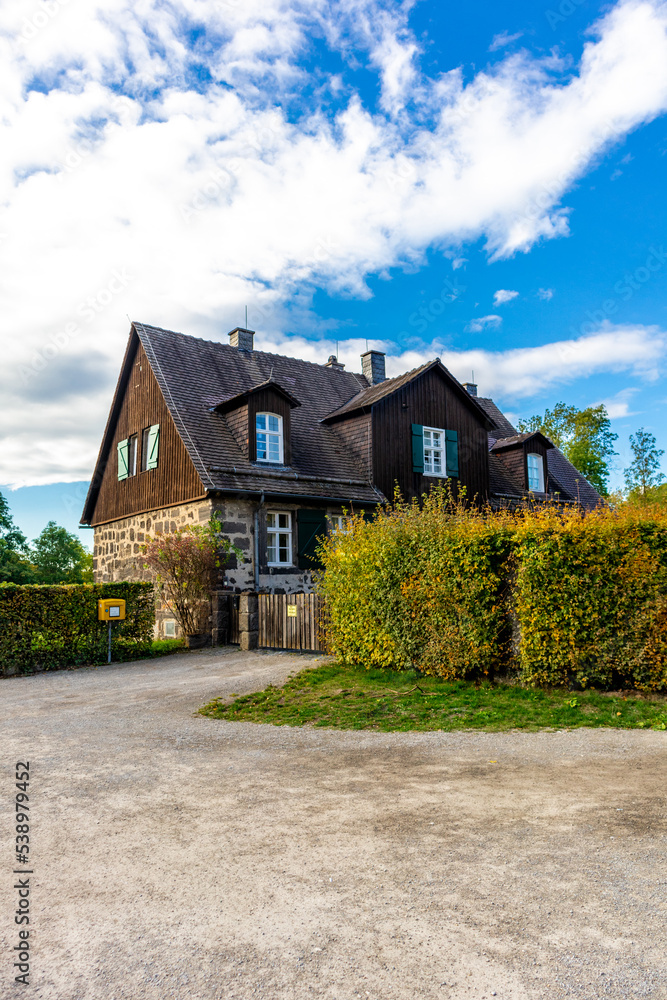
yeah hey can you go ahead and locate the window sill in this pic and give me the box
[423,471,449,478]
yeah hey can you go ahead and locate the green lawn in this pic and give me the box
[199,662,667,732]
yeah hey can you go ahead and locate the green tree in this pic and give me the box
[624,428,665,502]
[518,402,618,495]
[31,521,93,584]
[0,491,35,583]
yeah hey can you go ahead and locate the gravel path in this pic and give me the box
[1,648,666,1000]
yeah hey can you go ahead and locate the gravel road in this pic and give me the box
[1,647,666,1000]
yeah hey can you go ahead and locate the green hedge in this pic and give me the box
[318,489,667,691]
[0,582,155,675]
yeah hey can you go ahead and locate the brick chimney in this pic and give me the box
[361,350,386,385]
[228,327,255,351]
[463,381,478,397]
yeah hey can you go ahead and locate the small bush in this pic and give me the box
[0,582,154,674]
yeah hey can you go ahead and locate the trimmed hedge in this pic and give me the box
[0,582,155,675]
[318,489,667,691]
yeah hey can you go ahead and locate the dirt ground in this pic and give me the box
[1,647,665,1000]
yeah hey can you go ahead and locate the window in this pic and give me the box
[423,427,444,476]
[328,514,346,534]
[267,511,292,565]
[164,620,176,638]
[256,412,283,463]
[527,453,545,492]
[128,435,137,477]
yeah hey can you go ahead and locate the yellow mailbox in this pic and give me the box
[98,599,126,621]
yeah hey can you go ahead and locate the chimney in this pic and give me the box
[228,327,255,351]
[325,354,346,371]
[361,350,386,386]
[463,381,478,397]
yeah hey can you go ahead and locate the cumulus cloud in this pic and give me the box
[466,315,503,333]
[493,289,519,306]
[537,287,555,300]
[597,387,639,418]
[2,0,667,483]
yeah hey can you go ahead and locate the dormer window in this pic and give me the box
[256,412,283,463]
[527,453,545,492]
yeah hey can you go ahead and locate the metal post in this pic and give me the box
[108,622,112,664]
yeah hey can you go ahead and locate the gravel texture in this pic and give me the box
[0,647,666,1000]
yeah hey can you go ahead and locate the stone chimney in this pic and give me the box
[361,350,386,385]
[325,355,346,370]
[463,381,478,397]
[228,327,255,351]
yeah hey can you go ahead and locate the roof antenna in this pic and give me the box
[336,339,339,359]
[245,305,248,329]
[366,338,368,353]
[472,369,475,382]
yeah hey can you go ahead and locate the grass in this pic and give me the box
[199,662,667,732]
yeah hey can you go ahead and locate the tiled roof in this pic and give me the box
[134,322,383,504]
[475,397,517,437]
[490,431,553,452]
[547,448,604,508]
[323,359,495,428]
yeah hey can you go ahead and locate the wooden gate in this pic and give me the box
[258,593,327,652]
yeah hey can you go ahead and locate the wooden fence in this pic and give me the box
[258,593,327,652]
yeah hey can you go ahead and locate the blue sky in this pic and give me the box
[1,0,666,546]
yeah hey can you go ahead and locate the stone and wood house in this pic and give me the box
[81,321,601,638]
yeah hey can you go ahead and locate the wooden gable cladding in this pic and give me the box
[248,386,293,465]
[329,412,372,479]
[88,341,205,525]
[225,403,250,458]
[492,434,552,495]
[370,367,490,503]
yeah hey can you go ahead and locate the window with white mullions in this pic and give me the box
[267,511,292,565]
[256,412,283,463]
[423,427,445,476]
[527,453,545,492]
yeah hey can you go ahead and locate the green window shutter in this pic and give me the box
[146,424,160,470]
[411,424,424,473]
[297,509,328,570]
[446,429,459,477]
[117,439,129,481]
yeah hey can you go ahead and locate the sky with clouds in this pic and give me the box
[1,0,667,539]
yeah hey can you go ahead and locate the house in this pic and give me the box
[81,322,601,633]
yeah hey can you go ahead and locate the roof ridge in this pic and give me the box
[131,320,368,380]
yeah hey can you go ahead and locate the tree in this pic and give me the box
[517,402,618,495]
[0,491,35,584]
[31,521,94,584]
[624,428,665,501]
[142,517,239,636]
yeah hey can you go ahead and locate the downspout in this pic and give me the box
[254,492,265,592]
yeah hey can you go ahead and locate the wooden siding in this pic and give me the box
[225,403,249,457]
[330,412,372,478]
[525,439,550,493]
[89,341,205,525]
[371,369,490,503]
[248,388,293,465]
[495,447,525,491]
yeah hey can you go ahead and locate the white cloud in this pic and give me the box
[597,387,639,418]
[537,287,554,300]
[489,31,524,52]
[1,0,667,483]
[466,315,503,333]
[493,289,519,306]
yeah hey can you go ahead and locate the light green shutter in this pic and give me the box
[445,430,459,477]
[146,424,160,470]
[117,439,129,481]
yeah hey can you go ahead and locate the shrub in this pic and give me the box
[0,582,154,675]
[318,488,667,690]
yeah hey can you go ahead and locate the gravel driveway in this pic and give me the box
[1,648,666,1000]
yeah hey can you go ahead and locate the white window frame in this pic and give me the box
[256,412,284,464]
[164,620,177,638]
[266,511,292,566]
[527,453,545,492]
[423,426,446,477]
[128,434,138,477]
[328,514,347,534]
